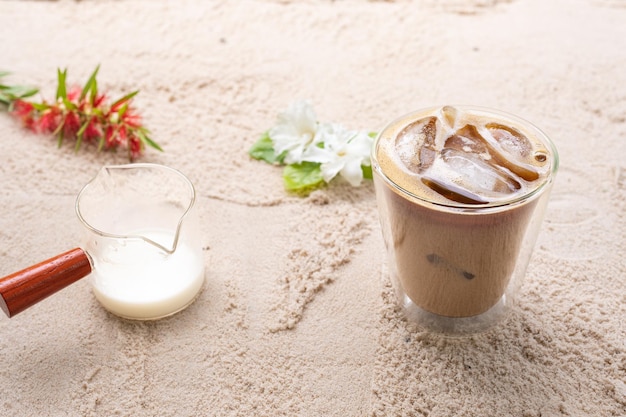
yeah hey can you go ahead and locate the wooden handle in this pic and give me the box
[0,248,92,318]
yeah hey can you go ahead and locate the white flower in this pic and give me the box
[269,100,321,164]
[301,123,373,186]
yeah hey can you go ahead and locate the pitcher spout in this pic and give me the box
[75,163,197,254]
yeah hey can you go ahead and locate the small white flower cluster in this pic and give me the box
[268,100,373,187]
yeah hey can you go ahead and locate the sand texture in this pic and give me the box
[0,0,624,416]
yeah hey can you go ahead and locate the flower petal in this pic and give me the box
[320,158,344,183]
[269,100,319,164]
[300,144,333,164]
[340,157,365,186]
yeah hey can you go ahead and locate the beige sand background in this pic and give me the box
[0,0,624,416]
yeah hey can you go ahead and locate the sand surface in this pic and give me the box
[0,0,624,416]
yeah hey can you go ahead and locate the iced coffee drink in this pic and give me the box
[372,106,558,329]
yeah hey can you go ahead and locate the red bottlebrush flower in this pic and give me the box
[11,99,36,131]
[63,111,81,138]
[3,66,161,160]
[104,125,114,147]
[67,86,81,102]
[12,99,34,117]
[93,93,106,108]
[110,99,126,113]
[105,125,121,148]
[121,109,142,128]
[117,125,128,145]
[83,115,102,142]
[128,134,142,161]
[38,107,62,134]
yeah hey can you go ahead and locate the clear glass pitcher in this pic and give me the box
[0,163,205,320]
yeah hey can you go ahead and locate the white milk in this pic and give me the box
[90,230,205,320]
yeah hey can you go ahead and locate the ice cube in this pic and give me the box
[478,124,540,182]
[444,124,490,156]
[395,116,437,173]
[442,148,521,194]
[421,175,488,205]
[440,105,460,131]
[486,123,532,159]
[421,148,522,204]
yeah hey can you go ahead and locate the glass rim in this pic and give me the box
[75,163,197,253]
[371,105,560,212]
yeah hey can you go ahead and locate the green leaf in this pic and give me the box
[117,102,128,118]
[90,78,99,104]
[361,164,373,180]
[136,129,163,152]
[76,119,91,139]
[0,85,38,103]
[90,106,104,117]
[283,162,325,194]
[13,86,38,99]
[56,68,68,100]
[97,136,106,152]
[144,136,164,152]
[30,102,50,111]
[111,90,138,109]
[63,97,77,111]
[57,128,65,148]
[80,65,100,102]
[368,131,378,138]
[0,70,39,105]
[249,132,277,164]
[75,128,86,152]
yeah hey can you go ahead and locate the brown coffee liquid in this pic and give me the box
[374,106,553,317]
